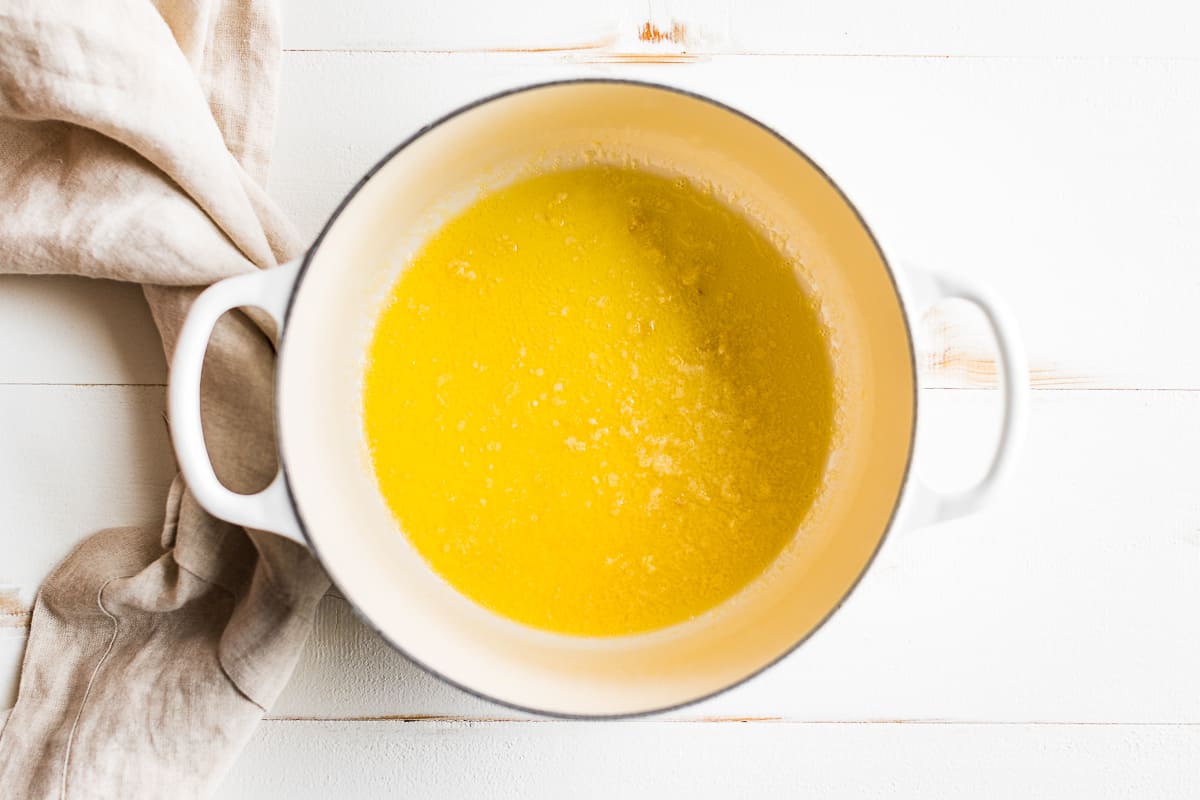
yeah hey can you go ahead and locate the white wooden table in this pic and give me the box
[3,1,1199,795]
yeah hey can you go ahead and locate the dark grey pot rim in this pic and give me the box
[276,78,918,721]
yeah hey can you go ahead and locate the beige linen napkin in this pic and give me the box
[0,0,330,796]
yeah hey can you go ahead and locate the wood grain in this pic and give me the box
[0,277,165,386]
[216,719,1200,799]
[281,0,1200,57]
[0,386,173,604]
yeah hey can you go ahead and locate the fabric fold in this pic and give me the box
[0,1,330,796]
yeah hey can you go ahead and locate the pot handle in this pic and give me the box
[904,267,1029,525]
[168,259,306,545]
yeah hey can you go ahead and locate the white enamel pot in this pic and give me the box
[169,80,1028,718]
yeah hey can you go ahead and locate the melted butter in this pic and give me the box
[363,166,834,636]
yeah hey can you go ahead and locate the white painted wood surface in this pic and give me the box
[271,390,1200,724]
[267,51,1200,390]
[281,0,1200,57]
[219,721,1199,799]
[2,0,1198,794]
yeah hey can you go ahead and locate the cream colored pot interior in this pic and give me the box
[278,81,915,716]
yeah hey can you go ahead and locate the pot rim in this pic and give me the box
[276,77,919,720]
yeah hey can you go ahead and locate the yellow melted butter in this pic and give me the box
[363,165,835,636]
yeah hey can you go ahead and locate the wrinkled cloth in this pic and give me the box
[0,1,329,796]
